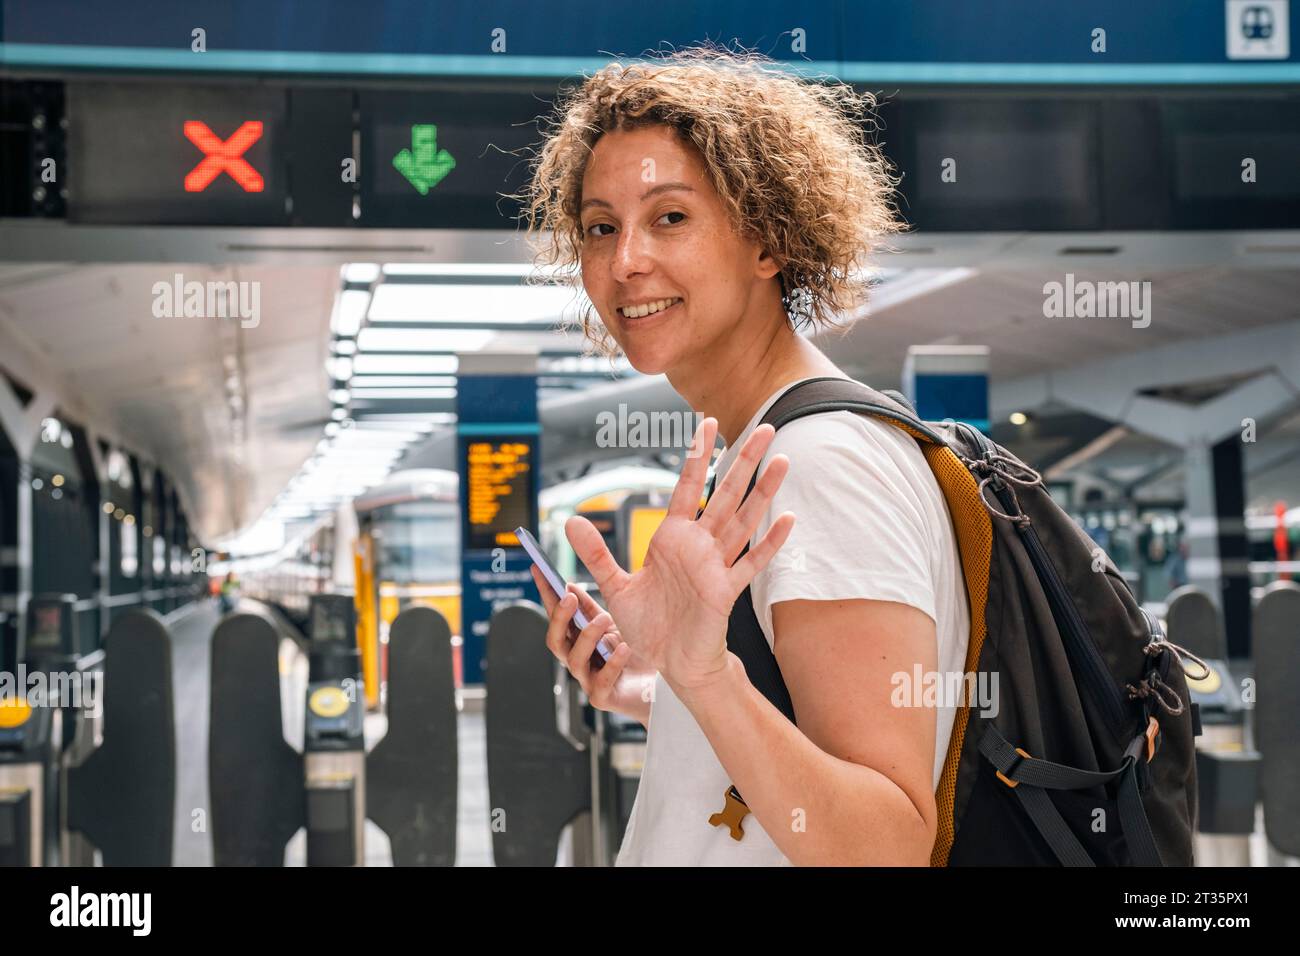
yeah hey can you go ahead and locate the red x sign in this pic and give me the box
[183,120,265,193]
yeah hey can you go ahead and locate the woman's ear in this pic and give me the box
[755,246,783,281]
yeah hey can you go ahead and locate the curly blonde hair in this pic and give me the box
[519,44,907,357]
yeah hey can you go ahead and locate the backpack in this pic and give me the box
[705,376,1201,866]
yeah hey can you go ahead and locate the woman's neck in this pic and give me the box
[668,327,847,448]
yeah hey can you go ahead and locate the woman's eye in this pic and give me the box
[585,213,682,237]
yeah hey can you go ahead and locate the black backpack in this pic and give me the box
[704,377,1201,866]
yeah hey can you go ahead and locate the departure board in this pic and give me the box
[463,437,536,551]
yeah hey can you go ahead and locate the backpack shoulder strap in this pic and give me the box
[757,376,946,447]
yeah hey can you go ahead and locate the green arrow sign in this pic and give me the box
[392,124,456,195]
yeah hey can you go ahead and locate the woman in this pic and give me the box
[522,47,970,866]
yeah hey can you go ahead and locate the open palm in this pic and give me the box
[565,417,795,694]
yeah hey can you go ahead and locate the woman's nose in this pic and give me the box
[611,227,653,282]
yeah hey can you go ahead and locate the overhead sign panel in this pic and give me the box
[67,82,287,225]
[359,89,539,228]
[56,80,1300,231]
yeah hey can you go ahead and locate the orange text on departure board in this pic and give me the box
[466,441,531,530]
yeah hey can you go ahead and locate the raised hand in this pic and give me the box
[564,417,795,695]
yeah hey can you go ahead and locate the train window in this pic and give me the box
[370,501,460,584]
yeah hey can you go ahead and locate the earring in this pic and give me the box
[786,285,815,328]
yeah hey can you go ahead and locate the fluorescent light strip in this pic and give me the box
[357,328,496,352]
[352,355,459,374]
[343,263,382,283]
[354,413,457,425]
[348,376,458,388]
[333,289,371,336]
[351,387,457,400]
[368,282,576,324]
[382,262,565,278]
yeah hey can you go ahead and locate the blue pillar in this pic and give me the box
[456,353,539,686]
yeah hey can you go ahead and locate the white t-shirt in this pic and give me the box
[614,377,971,866]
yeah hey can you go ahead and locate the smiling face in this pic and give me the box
[578,125,783,377]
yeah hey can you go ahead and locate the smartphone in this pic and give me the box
[515,527,612,666]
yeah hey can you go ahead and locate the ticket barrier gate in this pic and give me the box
[209,597,457,865]
[0,598,174,866]
[485,602,644,866]
[303,630,367,865]
[1254,581,1300,865]
[1178,582,1300,865]
[604,712,646,849]
[1167,585,1255,865]
[1186,654,1256,865]
[1,593,78,866]
[0,679,57,866]
[1165,586,1226,662]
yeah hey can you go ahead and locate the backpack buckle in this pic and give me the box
[1144,715,1160,762]
[1124,716,1161,765]
[995,747,1031,788]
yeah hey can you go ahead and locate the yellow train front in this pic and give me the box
[351,470,463,704]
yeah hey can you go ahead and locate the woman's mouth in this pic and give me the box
[618,296,683,324]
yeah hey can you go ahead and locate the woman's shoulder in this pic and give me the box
[760,405,942,525]
[765,404,927,468]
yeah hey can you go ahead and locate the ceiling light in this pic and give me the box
[349,387,456,400]
[327,357,354,381]
[368,283,573,324]
[332,289,371,336]
[343,263,381,284]
[356,328,494,353]
[352,354,458,375]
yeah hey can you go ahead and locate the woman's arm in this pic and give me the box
[676,595,939,866]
